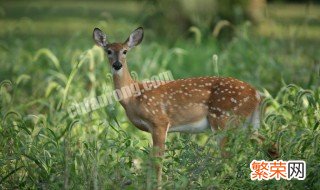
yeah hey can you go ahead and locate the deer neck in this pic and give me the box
[112,63,135,105]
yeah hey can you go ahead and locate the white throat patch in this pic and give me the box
[112,68,123,76]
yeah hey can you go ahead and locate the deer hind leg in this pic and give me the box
[251,131,279,158]
[244,104,260,129]
[208,111,250,158]
[207,115,231,158]
[246,105,279,158]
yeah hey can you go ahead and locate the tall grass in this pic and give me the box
[1,1,320,189]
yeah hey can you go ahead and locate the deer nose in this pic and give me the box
[112,61,122,70]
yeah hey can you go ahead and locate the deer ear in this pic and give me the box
[125,27,144,49]
[93,28,108,47]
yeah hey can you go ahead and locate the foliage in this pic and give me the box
[0,1,320,189]
[143,0,263,40]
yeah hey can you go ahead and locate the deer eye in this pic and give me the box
[123,50,127,55]
[107,50,112,55]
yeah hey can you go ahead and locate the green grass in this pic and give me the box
[0,1,320,189]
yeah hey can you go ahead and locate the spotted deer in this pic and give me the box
[93,27,277,188]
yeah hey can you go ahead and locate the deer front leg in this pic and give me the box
[151,124,168,189]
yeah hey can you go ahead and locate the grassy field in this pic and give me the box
[0,1,320,189]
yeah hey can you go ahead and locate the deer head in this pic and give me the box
[93,27,144,75]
